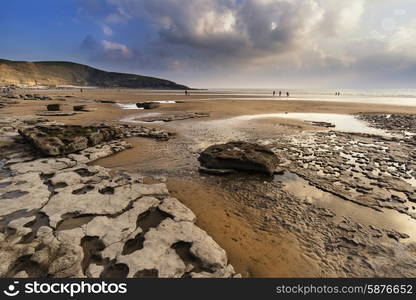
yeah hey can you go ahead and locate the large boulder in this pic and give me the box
[198,141,281,175]
[18,125,123,156]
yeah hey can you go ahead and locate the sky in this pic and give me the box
[0,0,415,88]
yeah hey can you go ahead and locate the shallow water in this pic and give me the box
[275,171,416,241]
[222,113,388,135]
[115,103,144,110]
[116,100,177,110]
[0,160,11,180]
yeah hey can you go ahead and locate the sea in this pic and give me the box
[134,88,416,107]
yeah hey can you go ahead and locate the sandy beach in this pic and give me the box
[2,88,416,278]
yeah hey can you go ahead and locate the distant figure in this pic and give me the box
[338,92,341,96]
[286,92,289,97]
[185,90,188,96]
[273,91,276,97]
[80,88,83,93]
[279,91,282,97]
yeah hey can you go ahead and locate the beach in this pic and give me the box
[1,88,416,277]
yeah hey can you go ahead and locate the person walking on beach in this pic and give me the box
[279,91,282,97]
[185,90,188,96]
[286,92,289,97]
[273,91,276,97]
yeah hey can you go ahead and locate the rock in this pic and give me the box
[198,141,281,175]
[37,111,77,116]
[159,197,196,222]
[134,112,209,123]
[136,102,160,109]
[198,166,235,175]
[73,105,86,111]
[0,173,50,216]
[307,121,335,128]
[47,104,62,111]
[0,116,238,279]
[117,218,233,278]
[18,125,123,156]
[95,100,116,104]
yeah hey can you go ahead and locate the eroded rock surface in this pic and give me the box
[356,113,416,135]
[0,117,236,278]
[18,123,172,157]
[19,125,124,156]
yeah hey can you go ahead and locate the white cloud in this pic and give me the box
[101,24,113,36]
[101,40,132,58]
[105,7,131,23]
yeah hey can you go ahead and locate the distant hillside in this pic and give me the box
[0,59,189,89]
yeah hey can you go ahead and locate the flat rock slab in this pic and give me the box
[199,141,281,175]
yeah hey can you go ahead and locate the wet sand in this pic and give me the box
[4,88,416,277]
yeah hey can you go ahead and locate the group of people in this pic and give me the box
[185,90,190,96]
[273,90,290,97]
[335,92,341,96]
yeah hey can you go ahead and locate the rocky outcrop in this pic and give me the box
[357,113,416,135]
[20,94,52,101]
[0,121,237,278]
[18,125,124,156]
[18,123,172,156]
[199,141,281,175]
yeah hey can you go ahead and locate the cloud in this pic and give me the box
[101,24,113,36]
[105,7,131,23]
[76,0,416,87]
[109,0,325,63]
[101,40,132,58]
[79,35,134,63]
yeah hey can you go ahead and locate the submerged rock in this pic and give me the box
[198,141,281,175]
